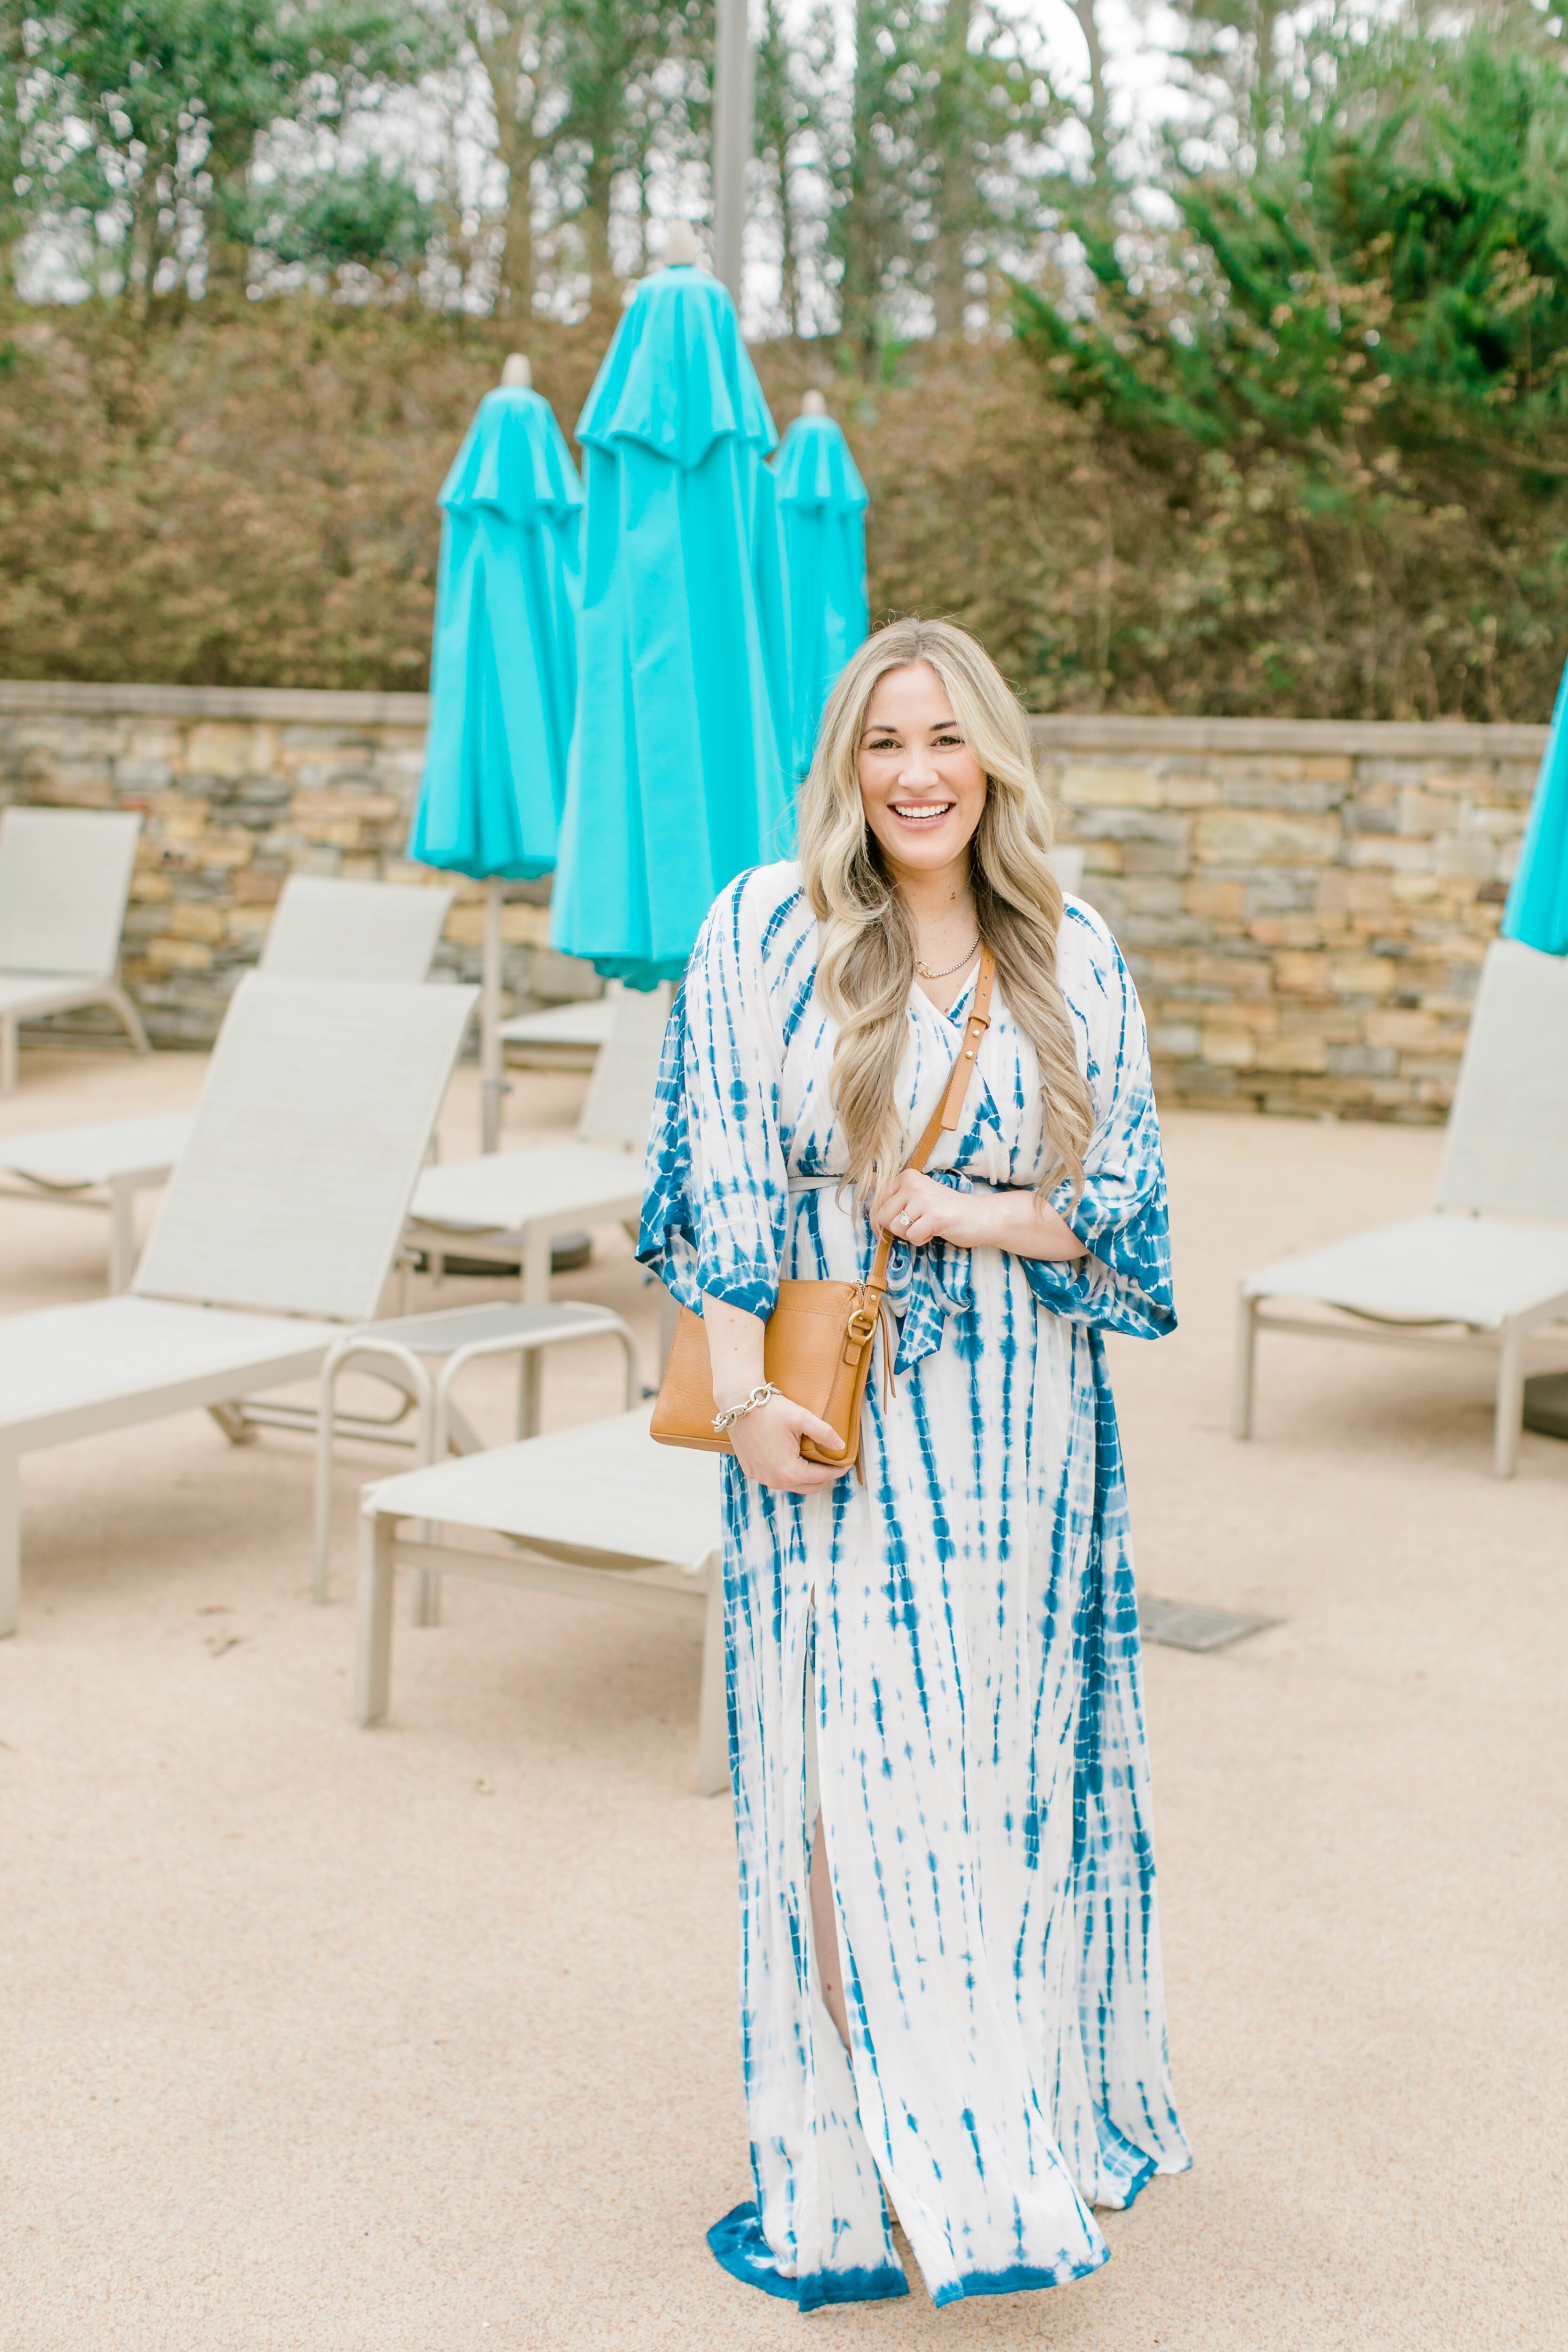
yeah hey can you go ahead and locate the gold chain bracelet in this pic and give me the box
[711,1381,782,1436]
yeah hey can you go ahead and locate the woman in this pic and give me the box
[640,618,1189,2309]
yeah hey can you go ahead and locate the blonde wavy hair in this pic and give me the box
[797,616,1094,1209]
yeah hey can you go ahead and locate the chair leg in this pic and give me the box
[1495,1323,1527,1478]
[518,1346,543,1439]
[355,1513,397,1724]
[0,1451,19,1637]
[522,1226,552,1307]
[102,983,151,1057]
[695,1549,729,1798]
[107,1176,137,1294]
[207,1401,258,1446]
[1232,1292,1258,1440]
[412,1385,442,1629]
[312,1352,345,1606]
[0,1014,15,1097]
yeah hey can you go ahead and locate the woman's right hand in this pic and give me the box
[729,1394,853,1493]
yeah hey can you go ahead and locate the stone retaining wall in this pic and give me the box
[0,683,1546,1119]
[1038,714,1542,1121]
[0,681,598,1049]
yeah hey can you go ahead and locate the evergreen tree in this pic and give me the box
[462,0,556,318]
[1016,24,1568,473]
[755,0,833,335]
[828,0,1061,361]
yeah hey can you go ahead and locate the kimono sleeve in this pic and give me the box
[1023,916,1176,1340]
[637,877,788,1319]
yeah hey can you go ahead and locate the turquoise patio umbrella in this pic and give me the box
[409,357,584,1148]
[549,244,791,990]
[773,390,869,781]
[1504,658,1568,955]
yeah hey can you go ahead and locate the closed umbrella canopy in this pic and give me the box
[549,262,791,990]
[409,372,583,1148]
[409,380,583,881]
[774,399,868,780]
[1504,659,1568,955]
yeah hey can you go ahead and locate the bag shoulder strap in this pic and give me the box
[905,946,997,1176]
[865,946,996,1303]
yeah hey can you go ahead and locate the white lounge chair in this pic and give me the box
[0,1112,197,1294]
[500,986,621,1070]
[0,875,455,1290]
[253,873,454,981]
[0,973,477,1637]
[311,1297,639,1610]
[0,807,148,1092]
[355,1408,726,1793]
[406,982,669,1303]
[1235,938,1568,1477]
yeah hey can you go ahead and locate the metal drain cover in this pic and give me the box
[1523,1372,1568,1441]
[1138,1593,1277,1653]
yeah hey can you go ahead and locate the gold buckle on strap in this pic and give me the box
[844,1304,878,1347]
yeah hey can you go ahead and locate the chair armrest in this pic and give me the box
[433,1311,641,1452]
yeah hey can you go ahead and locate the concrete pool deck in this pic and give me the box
[1,1047,1562,2350]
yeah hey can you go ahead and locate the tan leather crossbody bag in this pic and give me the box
[650,947,996,1464]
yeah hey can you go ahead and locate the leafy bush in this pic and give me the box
[243,157,437,286]
[1006,26,1568,716]
[0,289,1564,718]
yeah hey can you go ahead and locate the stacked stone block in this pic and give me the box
[1038,718,1541,1121]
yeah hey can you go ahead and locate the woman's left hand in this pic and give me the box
[874,1169,981,1249]
[873,1170,1088,1264]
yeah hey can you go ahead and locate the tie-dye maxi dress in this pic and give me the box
[639,860,1190,2311]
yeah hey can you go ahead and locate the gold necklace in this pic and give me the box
[915,938,980,980]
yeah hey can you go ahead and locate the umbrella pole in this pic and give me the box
[481,876,504,1154]
[713,0,753,303]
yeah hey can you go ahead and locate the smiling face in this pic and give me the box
[856,662,987,883]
